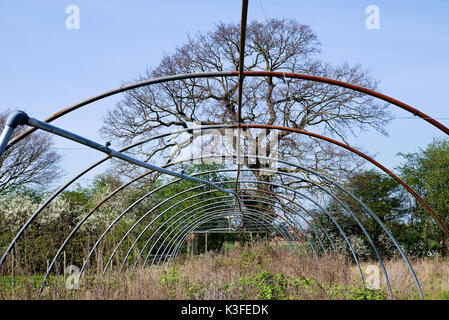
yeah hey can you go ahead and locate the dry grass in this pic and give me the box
[2,242,449,300]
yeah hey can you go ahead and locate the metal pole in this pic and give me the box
[11,244,16,295]
[0,111,29,158]
[0,126,15,157]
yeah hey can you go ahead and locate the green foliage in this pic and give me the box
[170,267,389,300]
[312,137,449,259]
[397,138,449,255]
[160,267,179,299]
[312,169,407,259]
[239,270,288,300]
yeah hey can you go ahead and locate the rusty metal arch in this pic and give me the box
[3,70,448,153]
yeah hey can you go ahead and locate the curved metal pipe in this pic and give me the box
[162,211,293,268]
[104,179,360,278]
[134,192,334,270]
[7,70,448,151]
[118,188,316,272]
[70,170,365,284]
[142,207,289,268]
[156,209,295,268]
[133,198,296,269]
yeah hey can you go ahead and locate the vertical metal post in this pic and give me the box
[11,244,16,295]
[63,251,66,282]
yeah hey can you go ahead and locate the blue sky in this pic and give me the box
[0,0,448,186]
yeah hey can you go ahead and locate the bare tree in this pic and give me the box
[0,109,62,194]
[101,19,391,186]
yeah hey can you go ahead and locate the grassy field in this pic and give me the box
[1,243,449,300]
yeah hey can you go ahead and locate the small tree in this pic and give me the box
[312,170,408,259]
[397,137,449,254]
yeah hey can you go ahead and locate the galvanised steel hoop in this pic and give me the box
[154,208,296,264]
[134,190,338,269]
[149,202,323,269]
[126,157,403,295]
[98,177,364,279]
[91,172,368,289]
[141,207,295,269]
[160,211,289,267]
[134,196,323,270]
[1,121,441,272]
[156,210,296,268]
[132,197,320,269]
[165,206,339,269]
[96,176,348,274]
[115,186,319,273]
[165,212,291,268]
[142,210,291,268]
[83,170,341,276]
[161,208,296,253]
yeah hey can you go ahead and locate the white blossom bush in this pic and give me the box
[334,235,371,260]
[0,194,39,233]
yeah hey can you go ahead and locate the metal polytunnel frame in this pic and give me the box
[1,69,448,300]
[2,0,447,300]
[1,119,443,300]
